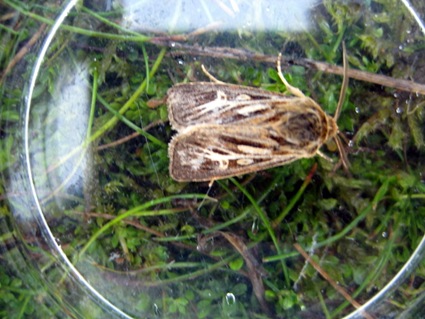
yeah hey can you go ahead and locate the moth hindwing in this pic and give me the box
[167,55,347,182]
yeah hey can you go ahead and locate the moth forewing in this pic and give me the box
[169,124,304,182]
[167,82,295,130]
[167,50,348,182]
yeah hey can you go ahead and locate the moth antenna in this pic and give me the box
[334,42,349,121]
[201,65,226,84]
[276,53,306,98]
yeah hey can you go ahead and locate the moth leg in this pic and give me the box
[196,180,216,211]
[334,135,351,171]
[208,178,216,188]
[201,65,226,84]
[277,53,307,99]
[316,150,334,163]
[318,137,351,173]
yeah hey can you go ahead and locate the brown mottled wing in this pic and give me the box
[167,82,293,131]
[168,124,315,182]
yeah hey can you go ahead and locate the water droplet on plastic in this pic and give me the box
[225,293,236,305]
[109,252,120,261]
[251,218,259,234]
[153,303,159,315]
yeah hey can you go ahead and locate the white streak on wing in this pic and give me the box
[237,145,273,155]
[185,91,271,120]
[218,159,229,170]
[182,91,232,118]
[236,103,270,115]
[178,146,231,171]
[217,90,227,100]
[234,94,251,100]
[237,158,254,166]
[177,148,204,170]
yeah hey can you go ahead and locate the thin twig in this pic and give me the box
[96,120,163,151]
[219,231,271,316]
[72,210,193,251]
[152,41,425,95]
[1,23,47,83]
[294,243,375,319]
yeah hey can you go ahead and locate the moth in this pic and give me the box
[167,49,349,182]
